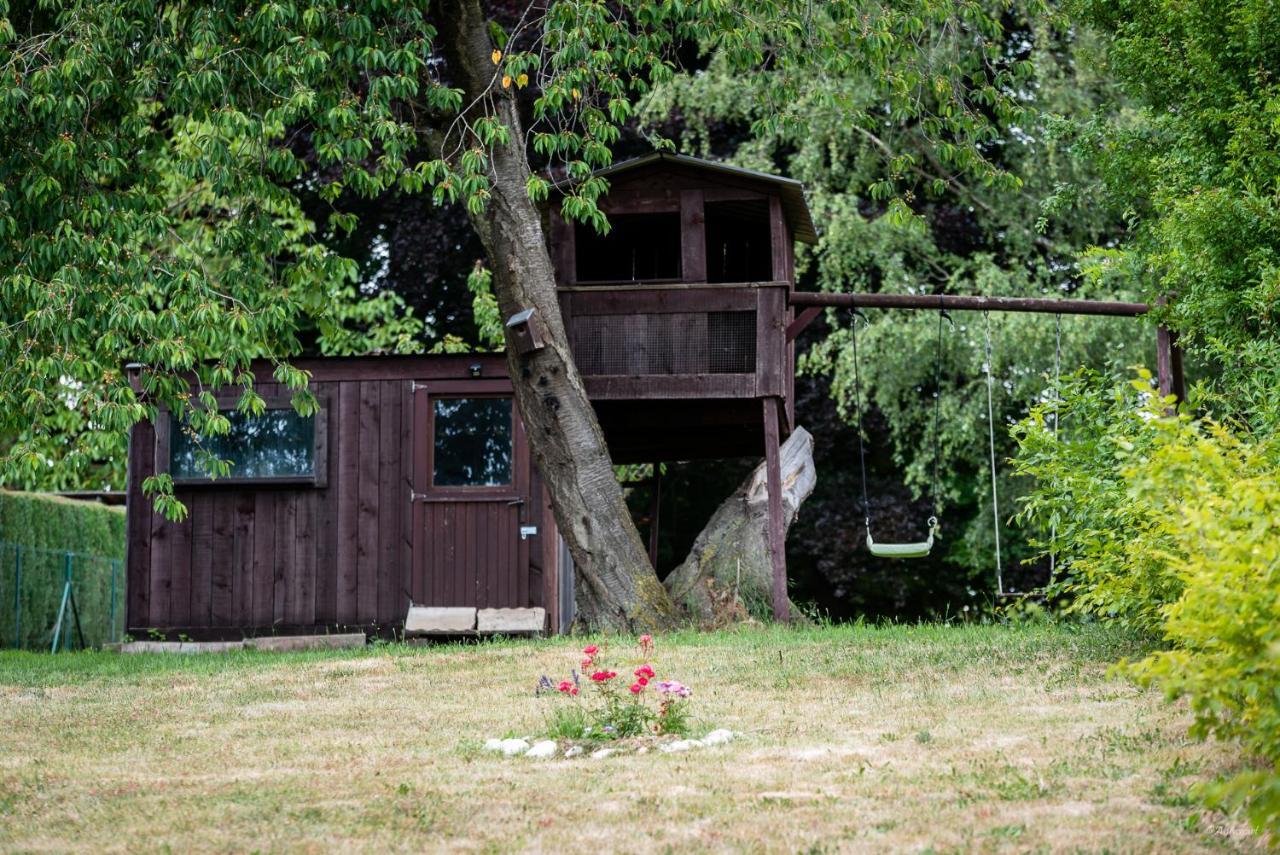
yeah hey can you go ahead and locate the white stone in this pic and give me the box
[701,729,735,746]
[525,740,557,759]
[498,738,530,757]
[591,748,616,759]
[483,739,506,752]
[404,606,476,634]
[659,739,701,753]
[476,607,546,633]
[564,746,584,758]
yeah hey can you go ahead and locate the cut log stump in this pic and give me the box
[664,427,816,623]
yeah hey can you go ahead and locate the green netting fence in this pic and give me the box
[0,542,124,650]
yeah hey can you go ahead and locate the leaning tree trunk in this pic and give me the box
[433,0,679,632]
[664,428,817,623]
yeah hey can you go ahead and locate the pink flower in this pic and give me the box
[629,683,643,694]
[634,664,655,679]
[571,687,579,696]
[583,645,599,656]
[590,670,617,682]
[637,675,649,687]
[639,634,654,654]
[581,658,593,669]
[656,680,691,699]
[557,680,574,694]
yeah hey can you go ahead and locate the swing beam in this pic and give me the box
[787,292,1185,401]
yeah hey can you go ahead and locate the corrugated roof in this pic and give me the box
[590,152,818,245]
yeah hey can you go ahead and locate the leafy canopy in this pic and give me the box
[1,0,1051,505]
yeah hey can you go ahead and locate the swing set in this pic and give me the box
[786,292,1186,596]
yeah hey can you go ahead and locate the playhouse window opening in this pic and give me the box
[432,397,513,487]
[575,213,682,283]
[705,199,773,283]
[170,408,316,481]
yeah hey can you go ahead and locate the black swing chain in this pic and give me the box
[850,308,872,532]
[929,307,946,529]
[851,304,948,536]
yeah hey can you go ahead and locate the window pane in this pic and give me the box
[170,409,315,480]
[433,398,513,487]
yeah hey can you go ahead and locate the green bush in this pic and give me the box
[1015,372,1280,837]
[0,491,126,649]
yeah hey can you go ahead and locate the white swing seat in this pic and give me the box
[866,519,938,560]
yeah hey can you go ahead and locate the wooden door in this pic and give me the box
[410,380,532,609]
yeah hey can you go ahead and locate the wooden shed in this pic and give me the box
[125,153,816,638]
[125,355,567,639]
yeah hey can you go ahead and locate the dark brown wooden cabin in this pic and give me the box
[548,152,817,463]
[125,153,817,637]
[125,355,567,639]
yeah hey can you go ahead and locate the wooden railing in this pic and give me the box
[558,281,790,400]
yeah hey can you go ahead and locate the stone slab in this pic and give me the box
[405,606,477,634]
[476,607,546,634]
[246,633,366,652]
[117,640,246,654]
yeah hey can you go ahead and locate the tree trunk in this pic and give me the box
[433,0,679,632]
[664,428,816,623]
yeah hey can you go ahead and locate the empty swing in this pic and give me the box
[987,309,1064,598]
[849,307,949,559]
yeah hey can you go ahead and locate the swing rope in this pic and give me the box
[1048,313,1061,581]
[982,310,1005,594]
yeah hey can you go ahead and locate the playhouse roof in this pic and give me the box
[591,152,818,245]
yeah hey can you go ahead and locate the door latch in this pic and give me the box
[519,525,538,540]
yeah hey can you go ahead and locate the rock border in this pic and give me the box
[482,729,736,760]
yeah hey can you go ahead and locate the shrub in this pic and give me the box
[0,490,126,649]
[1011,369,1183,632]
[538,634,693,741]
[1014,371,1280,836]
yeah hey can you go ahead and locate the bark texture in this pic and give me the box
[433,0,679,632]
[664,428,817,622]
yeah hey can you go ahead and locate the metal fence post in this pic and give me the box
[12,546,21,649]
[51,552,74,653]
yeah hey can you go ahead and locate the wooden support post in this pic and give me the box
[647,463,662,570]
[1156,324,1186,405]
[762,398,789,623]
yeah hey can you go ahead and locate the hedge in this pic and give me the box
[0,490,126,650]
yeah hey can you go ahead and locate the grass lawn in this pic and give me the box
[0,623,1262,853]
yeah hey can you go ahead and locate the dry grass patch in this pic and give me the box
[0,623,1262,853]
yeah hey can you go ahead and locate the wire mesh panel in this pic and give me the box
[571,311,756,376]
[0,542,123,650]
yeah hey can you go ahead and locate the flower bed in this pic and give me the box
[481,634,735,759]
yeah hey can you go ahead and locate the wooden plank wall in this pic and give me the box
[126,358,548,636]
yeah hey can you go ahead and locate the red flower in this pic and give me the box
[634,664,655,679]
[557,680,574,694]
[583,645,599,656]
[629,682,643,694]
[570,687,579,696]
[589,670,617,682]
[637,676,649,687]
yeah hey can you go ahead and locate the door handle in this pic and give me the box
[507,498,525,506]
